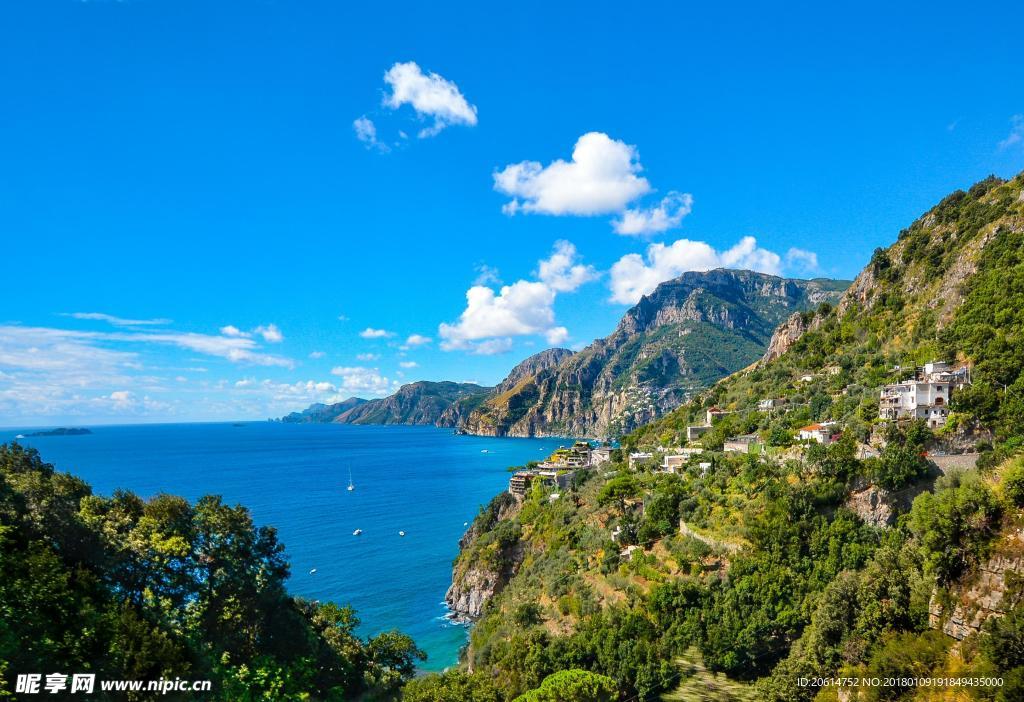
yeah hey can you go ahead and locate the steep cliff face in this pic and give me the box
[445,492,523,621]
[462,269,847,438]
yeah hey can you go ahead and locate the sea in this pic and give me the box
[1,422,568,671]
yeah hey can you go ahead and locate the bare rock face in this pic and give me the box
[445,567,507,620]
[445,493,523,621]
[760,312,807,365]
[845,484,897,528]
[929,545,1024,640]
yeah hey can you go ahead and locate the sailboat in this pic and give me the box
[347,468,355,492]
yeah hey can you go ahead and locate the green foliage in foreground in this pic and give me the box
[0,443,422,701]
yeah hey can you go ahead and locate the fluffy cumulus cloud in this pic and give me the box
[330,366,392,396]
[254,324,283,343]
[404,334,432,347]
[613,192,694,236]
[440,280,555,349]
[359,327,395,339]
[440,241,597,353]
[356,353,380,362]
[609,236,795,304]
[399,361,418,369]
[536,240,599,292]
[382,61,477,138]
[495,132,651,216]
[494,132,696,235]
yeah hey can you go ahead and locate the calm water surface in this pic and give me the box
[3,422,566,671]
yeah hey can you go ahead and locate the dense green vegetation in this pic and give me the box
[0,443,422,701]
[410,173,1024,701]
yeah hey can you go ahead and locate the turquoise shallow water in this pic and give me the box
[2,422,566,671]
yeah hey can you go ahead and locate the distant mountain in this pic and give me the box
[281,381,492,427]
[337,381,492,426]
[460,269,848,438]
[280,397,368,423]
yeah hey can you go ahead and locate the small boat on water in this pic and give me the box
[399,531,406,537]
[309,568,317,574]
[15,434,25,439]
[352,529,362,536]
[347,468,355,492]
[480,449,488,453]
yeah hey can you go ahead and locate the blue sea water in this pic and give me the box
[2,422,567,671]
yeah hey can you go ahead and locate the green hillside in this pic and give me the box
[411,172,1024,702]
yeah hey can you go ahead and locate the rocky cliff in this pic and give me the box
[445,492,523,620]
[461,269,847,438]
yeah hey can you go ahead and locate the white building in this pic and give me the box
[590,447,613,466]
[628,451,654,470]
[798,422,839,443]
[878,361,966,428]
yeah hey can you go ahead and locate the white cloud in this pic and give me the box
[784,248,820,274]
[613,192,694,236]
[356,353,380,361]
[399,361,418,369]
[254,323,283,343]
[63,312,172,327]
[494,132,651,217]
[107,390,134,408]
[545,327,569,345]
[353,115,389,151]
[440,280,556,345]
[468,338,514,355]
[998,114,1023,150]
[440,241,599,353]
[219,325,250,338]
[473,264,501,286]
[537,240,599,292]
[608,236,790,304]
[330,366,391,396]
[337,314,349,321]
[382,61,477,138]
[309,350,326,359]
[359,327,395,339]
[404,334,432,347]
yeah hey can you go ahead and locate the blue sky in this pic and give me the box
[2,0,1023,425]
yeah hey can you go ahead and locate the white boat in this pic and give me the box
[399,531,406,537]
[15,434,25,439]
[480,449,488,453]
[353,529,362,536]
[309,568,317,574]
[347,468,355,492]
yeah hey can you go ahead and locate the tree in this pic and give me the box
[512,669,617,702]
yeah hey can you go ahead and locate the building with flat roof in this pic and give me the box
[723,434,759,453]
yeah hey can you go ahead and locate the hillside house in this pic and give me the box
[724,434,759,453]
[687,425,712,441]
[758,397,788,411]
[878,361,970,428]
[706,407,729,424]
[661,455,687,473]
[628,451,654,470]
[798,422,839,443]
[590,446,613,466]
[508,471,536,497]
